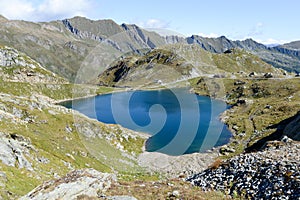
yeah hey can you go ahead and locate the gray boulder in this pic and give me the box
[0,132,33,171]
[20,169,117,200]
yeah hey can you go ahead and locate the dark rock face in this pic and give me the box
[264,72,273,78]
[187,140,300,199]
[113,62,131,82]
[284,112,300,140]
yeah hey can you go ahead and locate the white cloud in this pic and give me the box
[146,28,186,37]
[137,19,169,29]
[0,0,94,21]
[247,22,264,37]
[255,38,288,45]
[0,0,35,19]
[37,0,92,20]
[198,32,221,38]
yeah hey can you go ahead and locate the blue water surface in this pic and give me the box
[61,88,231,155]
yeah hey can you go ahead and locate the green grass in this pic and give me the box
[0,89,145,198]
[0,80,114,101]
[190,77,300,156]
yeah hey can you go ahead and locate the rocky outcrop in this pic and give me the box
[245,111,300,152]
[0,132,34,171]
[0,46,66,83]
[20,169,117,200]
[187,138,300,199]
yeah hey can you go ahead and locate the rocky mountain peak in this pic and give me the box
[218,35,228,40]
[63,16,123,38]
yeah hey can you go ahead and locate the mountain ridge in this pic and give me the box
[0,16,299,81]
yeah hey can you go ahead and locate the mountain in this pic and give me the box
[0,16,165,81]
[97,44,285,88]
[0,16,299,82]
[0,18,299,199]
[280,40,300,50]
[184,36,300,72]
[186,36,267,52]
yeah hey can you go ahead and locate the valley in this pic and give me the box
[0,16,299,200]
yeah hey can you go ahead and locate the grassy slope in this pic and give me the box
[190,77,300,156]
[0,81,150,199]
[0,45,154,199]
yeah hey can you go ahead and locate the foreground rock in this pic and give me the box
[0,132,34,171]
[20,169,117,200]
[187,138,300,199]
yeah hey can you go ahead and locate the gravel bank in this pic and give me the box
[187,137,300,199]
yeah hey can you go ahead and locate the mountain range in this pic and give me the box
[0,15,299,82]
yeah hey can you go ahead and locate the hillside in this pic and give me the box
[97,44,285,88]
[280,40,300,50]
[0,16,164,81]
[0,46,66,83]
[0,46,150,199]
[0,16,299,82]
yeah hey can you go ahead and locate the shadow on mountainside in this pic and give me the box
[245,111,300,152]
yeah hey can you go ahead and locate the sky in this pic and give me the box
[0,0,299,45]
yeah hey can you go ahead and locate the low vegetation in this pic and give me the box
[190,77,300,156]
